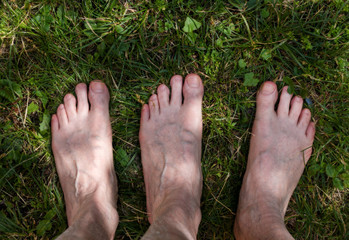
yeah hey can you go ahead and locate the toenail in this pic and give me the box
[283,86,289,92]
[65,94,71,100]
[91,82,104,93]
[261,82,275,94]
[187,76,200,87]
[59,104,64,109]
[76,83,86,90]
[159,84,166,91]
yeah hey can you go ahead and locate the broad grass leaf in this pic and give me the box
[35,90,48,108]
[116,148,129,167]
[0,79,22,102]
[243,72,259,87]
[283,77,295,94]
[261,48,272,60]
[333,178,344,190]
[115,25,125,34]
[261,8,270,18]
[183,17,201,33]
[36,220,52,236]
[238,59,247,68]
[326,164,337,178]
[340,173,349,188]
[39,112,50,132]
[27,102,39,115]
[216,38,223,47]
[308,164,321,177]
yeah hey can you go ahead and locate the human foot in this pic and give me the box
[139,74,204,239]
[51,81,118,239]
[234,82,315,240]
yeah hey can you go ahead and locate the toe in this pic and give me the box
[277,86,293,117]
[289,96,303,122]
[149,94,159,118]
[255,81,278,119]
[88,80,110,113]
[170,75,183,106]
[183,73,204,105]
[306,121,316,140]
[140,104,150,124]
[298,108,312,130]
[51,114,59,132]
[75,83,89,114]
[157,84,170,110]
[57,104,68,127]
[182,74,204,133]
[63,93,77,121]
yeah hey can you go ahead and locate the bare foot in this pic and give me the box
[139,74,204,239]
[234,82,315,240]
[51,81,118,239]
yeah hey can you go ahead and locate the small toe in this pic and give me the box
[298,108,312,130]
[149,94,159,118]
[140,104,150,124]
[306,121,315,140]
[289,96,303,122]
[88,80,110,114]
[157,84,170,110]
[63,93,77,121]
[255,81,278,119]
[57,104,68,127]
[75,83,89,114]
[277,86,293,117]
[51,114,59,132]
[170,75,183,106]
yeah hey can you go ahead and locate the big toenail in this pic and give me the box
[92,82,104,93]
[187,76,200,87]
[262,83,275,94]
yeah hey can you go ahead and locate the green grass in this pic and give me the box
[0,0,348,239]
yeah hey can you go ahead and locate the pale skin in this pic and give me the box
[51,75,315,239]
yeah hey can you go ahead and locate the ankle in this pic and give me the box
[234,203,293,240]
[67,198,118,240]
[145,208,201,240]
[152,197,201,239]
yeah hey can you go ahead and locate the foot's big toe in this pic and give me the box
[183,74,204,104]
[255,81,278,118]
[182,74,204,133]
[88,81,110,113]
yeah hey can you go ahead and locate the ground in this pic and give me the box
[0,0,348,239]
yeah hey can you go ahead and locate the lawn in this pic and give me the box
[0,0,348,239]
